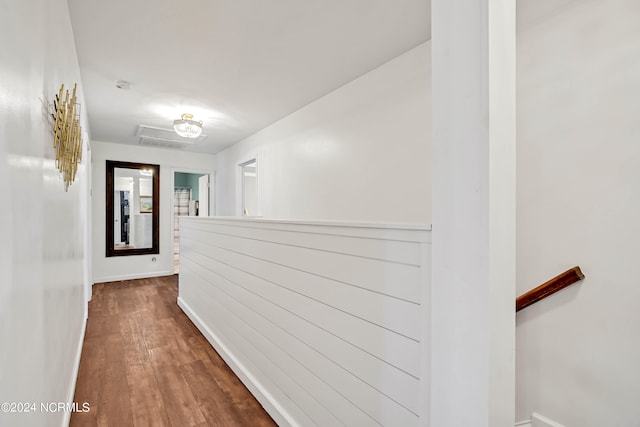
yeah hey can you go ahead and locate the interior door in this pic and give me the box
[198,174,209,216]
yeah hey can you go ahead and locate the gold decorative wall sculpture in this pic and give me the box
[51,83,83,191]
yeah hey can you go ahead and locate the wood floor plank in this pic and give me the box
[181,360,244,427]
[96,334,135,427]
[85,312,121,340]
[186,337,255,406]
[126,363,171,427]
[119,312,149,365]
[153,364,207,426]
[70,337,103,427]
[102,286,120,315]
[71,275,276,427]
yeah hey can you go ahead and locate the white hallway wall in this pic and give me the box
[215,42,431,224]
[91,141,215,283]
[0,0,91,426]
[516,0,640,424]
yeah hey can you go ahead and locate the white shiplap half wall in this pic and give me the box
[177,217,431,426]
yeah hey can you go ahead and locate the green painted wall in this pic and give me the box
[174,172,205,200]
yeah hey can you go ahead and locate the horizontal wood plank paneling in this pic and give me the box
[182,254,419,416]
[183,236,421,339]
[184,220,425,265]
[182,243,420,376]
[182,225,421,302]
[178,217,431,427]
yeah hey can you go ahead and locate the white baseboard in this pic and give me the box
[62,314,87,427]
[93,270,173,284]
[532,412,565,427]
[177,297,295,427]
[516,412,565,427]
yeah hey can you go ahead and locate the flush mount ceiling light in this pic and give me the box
[114,80,131,90]
[173,113,203,138]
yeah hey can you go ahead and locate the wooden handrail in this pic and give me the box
[516,266,585,312]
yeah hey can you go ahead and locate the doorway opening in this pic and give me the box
[173,171,212,274]
[239,159,258,216]
[114,190,130,247]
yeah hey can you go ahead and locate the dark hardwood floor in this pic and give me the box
[70,275,277,427]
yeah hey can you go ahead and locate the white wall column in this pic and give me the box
[430,0,515,425]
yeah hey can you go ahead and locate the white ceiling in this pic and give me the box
[67,0,430,154]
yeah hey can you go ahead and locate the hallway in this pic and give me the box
[70,276,276,427]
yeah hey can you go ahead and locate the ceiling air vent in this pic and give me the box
[136,125,207,149]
